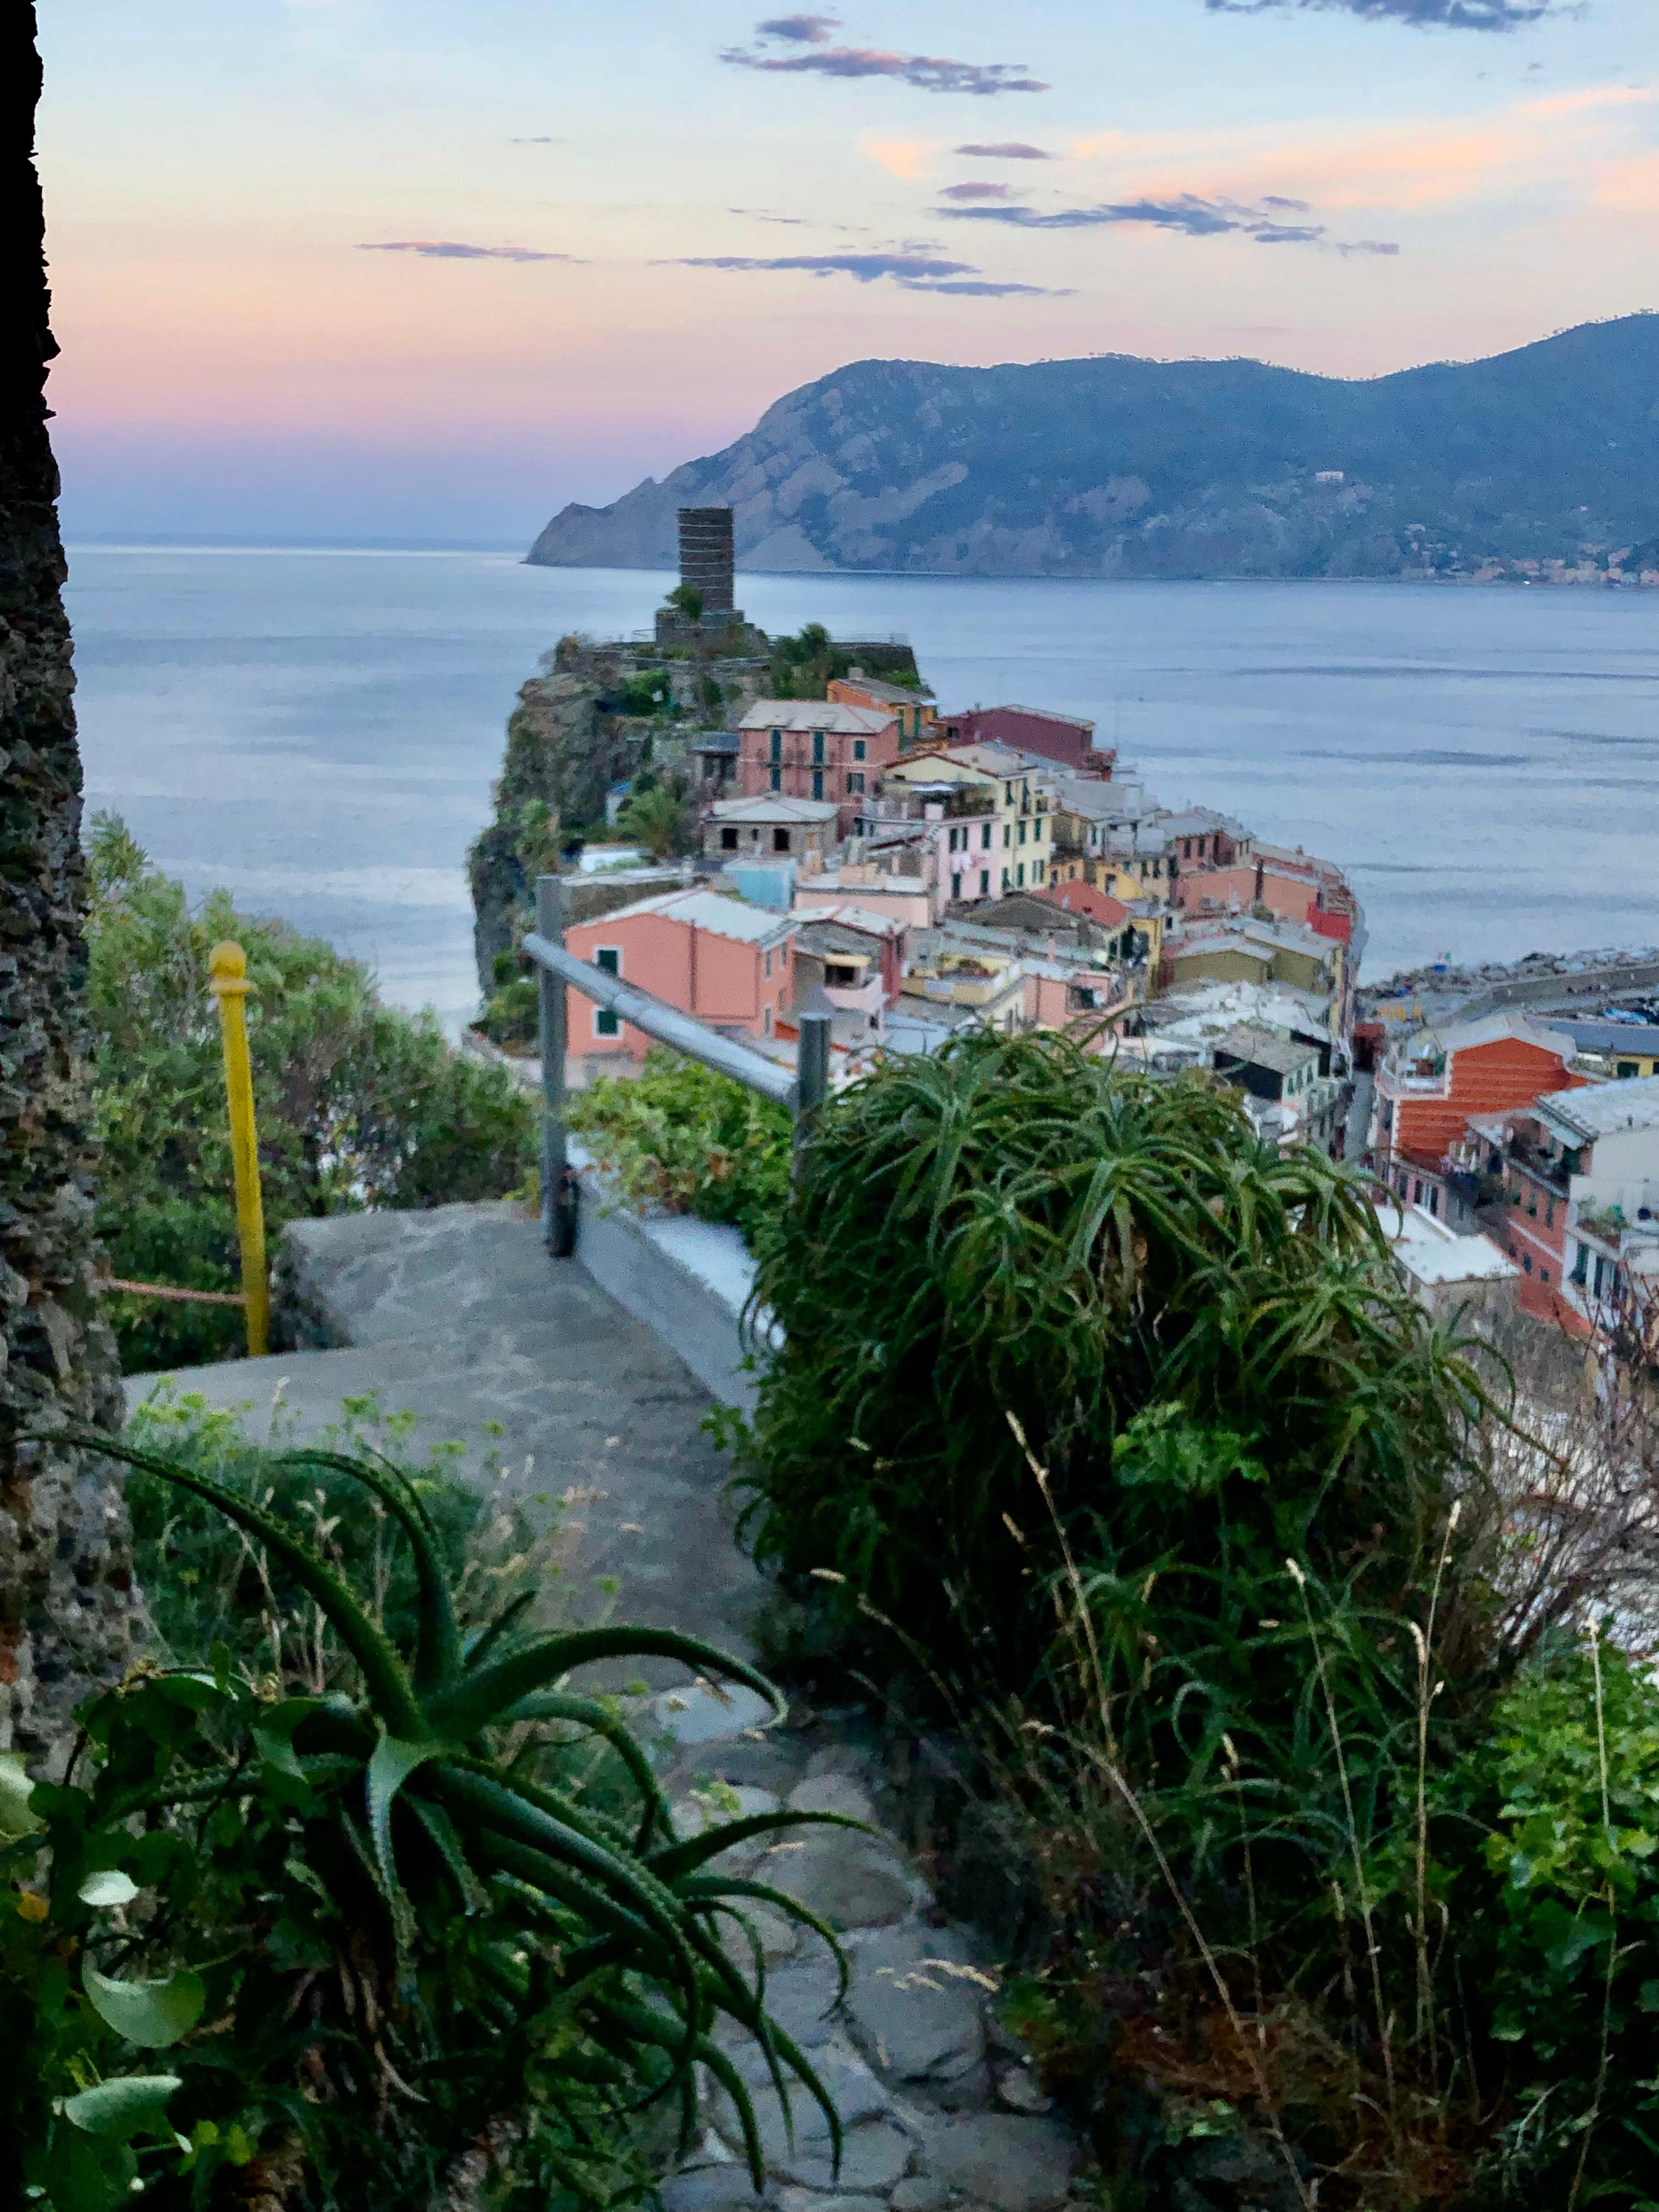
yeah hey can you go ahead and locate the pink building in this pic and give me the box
[565,889,795,1072]
[736,700,901,832]
[1175,849,1359,947]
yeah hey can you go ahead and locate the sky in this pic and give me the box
[36,0,1659,546]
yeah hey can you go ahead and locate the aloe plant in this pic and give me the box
[5,1432,851,2211]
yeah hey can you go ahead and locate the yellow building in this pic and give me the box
[883,743,1055,892]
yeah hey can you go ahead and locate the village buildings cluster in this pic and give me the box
[1364,1000,1659,1347]
[563,617,1367,1171]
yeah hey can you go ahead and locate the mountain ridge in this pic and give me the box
[528,315,1659,582]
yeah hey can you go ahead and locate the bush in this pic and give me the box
[87,816,535,1369]
[1451,1634,1659,2197]
[736,1030,1487,1703]
[3,1424,848,2212]
[568,1050,792,1249]
[729,1031,1567,2203]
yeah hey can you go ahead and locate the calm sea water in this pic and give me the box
[64,546,1659,1033]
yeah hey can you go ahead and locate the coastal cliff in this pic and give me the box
[528,315,1659,584]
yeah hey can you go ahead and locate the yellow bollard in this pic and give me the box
[207,941,269,1357]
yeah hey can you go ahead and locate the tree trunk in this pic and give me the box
[1,3,137,1753]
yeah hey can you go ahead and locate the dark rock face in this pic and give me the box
[527,316,1659,580]
[1,7,138,1753]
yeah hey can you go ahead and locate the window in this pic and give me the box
[981,823,992,850]
[853,740,866,762]
[764,1003,773,1036]
[1619,1060,1639,1079]
[1016,863,1025,888]
[847,771,864,795]
[769,766,781,792]
[594,947,620,1037]
[979,870,990,896]
[1545,1198,1555,1230]
[1002,824,1011,849]
[772,827,790,854]
[1005,785,1014,805]
[1183,839,1192,859]
[769,729,782,763]
[1573,1243,1589,1285]
[951,872,962,902]
[720,826,738,851]
[1001,867,1009,889]
[764,949,772,979]
[811,769,823,801]
[811,732,825,766]
[1018,820,1028,846]
[1522,1252,1533,1274]
[1540,1266,1550,1285]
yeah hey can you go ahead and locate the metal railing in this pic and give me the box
[523,873,831,1256]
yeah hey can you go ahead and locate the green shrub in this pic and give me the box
[3,1427,848,2212]
[1451,1635,1659,2198]
[86,816,535,1370]
[736,1030,1488,1707]
[568,1050,792,1249]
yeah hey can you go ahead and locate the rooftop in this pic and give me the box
[708,793,840,825]
[955,701,1097,733]
[1385,1204,1519,1288]
[790,903,907,943]
[1213,1025,1319,1077]
[1536,1076,1659,1144]
[737,699,893,735]
[1035,881,1132,929]
[578,887,795,948]
[1542,1018,1659,1057]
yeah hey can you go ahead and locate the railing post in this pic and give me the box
[535,874,574,1256]
[208,940,269,1357]
[794,1008,831,1169]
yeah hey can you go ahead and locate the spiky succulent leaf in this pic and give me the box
[57,1430,422,1735]
[273,1446,462,1694]
[426,1627,784,1742]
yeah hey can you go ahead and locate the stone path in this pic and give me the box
[657,1716,1077,2212]
[128,1204,1081,2210]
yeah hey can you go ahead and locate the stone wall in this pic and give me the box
[0,5,138,1753]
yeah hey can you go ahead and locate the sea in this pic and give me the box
[64,545,1659,1036]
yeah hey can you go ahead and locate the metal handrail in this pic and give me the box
[524,874,830,1255]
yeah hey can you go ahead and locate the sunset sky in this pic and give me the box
[37,0,1658,545]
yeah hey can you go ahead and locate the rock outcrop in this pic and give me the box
[1,5,138,1754]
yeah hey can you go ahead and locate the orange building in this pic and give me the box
[827,674,935,747]
[1368,1013,1584,1205]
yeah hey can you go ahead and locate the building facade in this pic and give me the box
[565,888,795,1071]
[736,699,900,830]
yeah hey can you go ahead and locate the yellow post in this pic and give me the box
[208,941,269,1356]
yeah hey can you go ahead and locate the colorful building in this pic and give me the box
[736,699,900,830]
[703,793,839,871]
[827,673,935,748]
[565,888,795,1073]
[1368,1012,1583,1209]
[1452,1079,1659,1333]
[883,743,1056,893]
[936,703,1113,778]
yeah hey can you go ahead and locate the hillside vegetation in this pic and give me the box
[529,314,1659,581]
